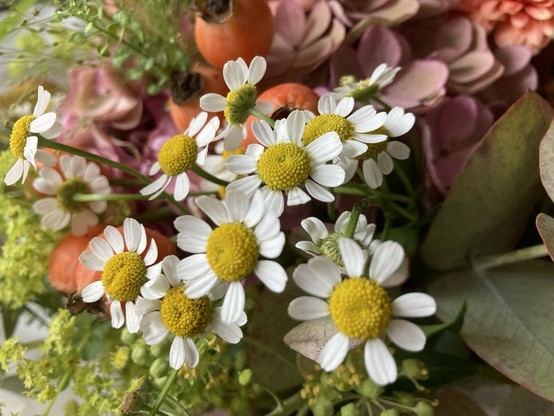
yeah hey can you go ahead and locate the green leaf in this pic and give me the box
[248,279,304,392]
[429,260,554,401]
[421,93,553,270]
[539,121,554,201]
[536,213,554,261]
[433,388,488,416]
[421,301,466,338]
[499,387,554,416]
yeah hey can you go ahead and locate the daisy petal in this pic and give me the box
[259,232,285,259]
[125,302,140,334]
[141,274,170,299]
[386,319,426,352]
[377,152,393,175]
[174,173,191,201]
[335,97,355,117]
[254,213,280,241]
[30,112,56,133]
[369,241,404,285]
[196,196,229,225]
[392,293,436,318]
[363,159,383,189]
[364,338,397,386]
[319,332,349,371]
[90,237,114,262]
[174,216,211,252]
[33,85,50,116]
[311,164,345,187]
[293,257,339,298]
[287,187,311,206]
[200,93,227,112]
[226,190,249,222]
[212,310,243,343]
[339,237,367,277]
[248,56,267,85]
[162,255,181,287]
[182,337,200,368]
[255,260,287,293]
[123,218,142,252]
[104,226,124,253]
[169,337,186,369]
[244,190,265,227]
[300,217,327,244]
[81,280,105,302]
[305,180,334,203]
[4,159,24,186]
[178,254,211,280]
[134,297,161,316]
[288,296,329,320]
[387,141,410,160]
[222,281,245,323]
[184,271,220,298]
[226,154,257,175]
[79,251,105,271]
[110,301,125,329]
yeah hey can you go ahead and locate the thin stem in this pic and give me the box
[135,206,175,222]
[265,392,304,416]
[393,160,416,198]
[191,164,229,187]
[249,107,275,127]
[149,368,179,416]
[73,193,148,202]
[344,199,372,238]
[474,244,550,270]
[37,136,189,215]
[370,96,392,111]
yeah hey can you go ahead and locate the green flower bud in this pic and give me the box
[415,401,434,416]
[312,397,334,416]
[341,402,361,416]
[393,391,415,407]
[150,342,167,358]
[153,375,168,389]
[402,359,428,380]
[120,328,137,346]
[131,344,151,366]
[64,399,79,414]
[238,369,252,386]
[380,410,399,416]
[359,379,383,399]
[149,357,169,379]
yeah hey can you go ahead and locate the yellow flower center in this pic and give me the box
[56,178,91,214]
[10,115,35,158]
[328,278,391,340]
[302,114,354,145]
[224,83,257,125]
[160,286,213,338]
[102,252,147,301]
[206,222,258,282]
[158,134,198,176]
[356,140,388,161]
[257,142,311,191]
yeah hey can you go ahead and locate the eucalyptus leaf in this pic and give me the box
[420,301,466,338]
[422,93,553,270]
[429,260,554,401]
[248,280,304,392]
[434,388,488,416]
[536,213,554,261]
[539,121,554,201]
[499,387,554,416]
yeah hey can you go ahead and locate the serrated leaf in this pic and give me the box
[536,213,554,261]
[539,121,554,201]
[422,93,553,270]
[429,260,554,401]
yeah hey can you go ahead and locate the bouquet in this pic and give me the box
[0,0,553,415]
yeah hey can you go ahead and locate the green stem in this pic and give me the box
[149,368,179,416]
[474,244,550,270]
[37,137,189,215]
[370,96,392,111]
[249,107,275,127]
[73,193,148,202]
[344,199,372,238]
[135,206,175,222]
[265,392,304,416]
[191,164,229,187]
[37,137,150,182]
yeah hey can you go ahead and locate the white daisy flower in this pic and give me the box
[174,190,287,323]
[79,218,161,332]
[361,107,414,189]
[200,56,272,151]
[140,112,220,201]
[5,85,60,186]
[333,64,401,100]
[32,155,111,236]
[225,110,345,216]
[135,255,245,370]
[295,211,377,268]
[302,93,387,159]
[288,237,436,386]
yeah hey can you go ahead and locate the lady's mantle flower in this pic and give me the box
[79,218,160,332]
[140,112,219,201]
[32,155,111,236]
[296,211,376,268]
[175,190,287,323]
[5,85,60,186]
[200,56,272,151]
[302,94,388,159]
[226,110,345,216]
[135,255,245,369]
[361,107,414,189]
[333,64,401,102]
[288,237,436,385]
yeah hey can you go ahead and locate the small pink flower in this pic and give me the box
[455,0,554,54]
